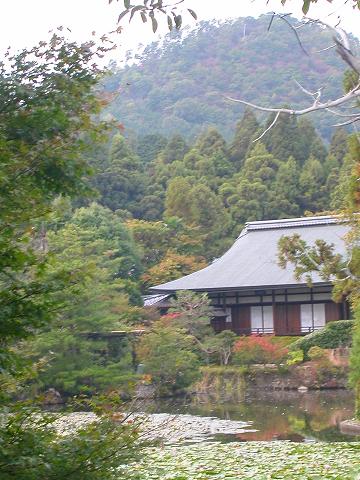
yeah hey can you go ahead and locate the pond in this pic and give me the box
[142,389,360,443]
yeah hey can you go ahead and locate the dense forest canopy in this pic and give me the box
[86,110,356,290]
[103,15,353,141]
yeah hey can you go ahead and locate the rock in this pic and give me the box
[297,386,308,392]
[339,419,360,436]
[43,388,64,405]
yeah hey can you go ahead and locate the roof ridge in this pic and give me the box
[245,215,341,231]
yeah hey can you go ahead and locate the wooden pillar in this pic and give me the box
[285,288,289,333]
[272,290,275,334]
[310,288,314,331]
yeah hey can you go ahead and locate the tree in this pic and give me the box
[28,203,143,396]
[222,143,281,226]
[297,118,327,164]
[164,176,194,221]
[273,156,301,218]
[168,291,215,356]
[135,133,167,164]
[299,155,327,212]
[157,134,188,164]
[330,136,359,209]
[0,35,147,478]
[262,112,304,163]
[204,330,237,366]
[0,35,109,377]
[142,250,206,286]
[228,108,260,170]
[92,134,146,215]
[116,1,359,33]
[195,128,234,178]
[137,320,200,395]
[0,403,149,480]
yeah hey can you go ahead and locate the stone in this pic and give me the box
[43,388,64,405]
[339,419,360,436]
[297,386,308,392]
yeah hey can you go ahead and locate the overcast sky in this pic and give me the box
[1,0,359,61]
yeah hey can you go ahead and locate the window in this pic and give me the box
[250,306,274,333]
[225,307,232,323]
[300,303,326,332]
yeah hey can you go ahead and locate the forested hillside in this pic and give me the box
[104,15,349,141]
[86,111,357,289]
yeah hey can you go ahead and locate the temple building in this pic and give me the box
[149,216,350,336]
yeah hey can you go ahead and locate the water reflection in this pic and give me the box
[146,390,360,443]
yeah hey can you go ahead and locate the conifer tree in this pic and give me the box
[263,112,303,163]
[195,127,227,157]
[94,134,146,215]
[136,133,167,164]
[164,177,194,221]
[273,156,301,217]
[30,203,143,396]
[228,108,260,169]
[195,128,234,178]
[330,135,359,209]
[299,155,327,212]
[328,128,349,164]
[223,143,280,227]
[157,134,188,164]
[297,118,327,164]
[241,142,279,183]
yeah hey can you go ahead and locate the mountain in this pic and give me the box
[104,15,352,141]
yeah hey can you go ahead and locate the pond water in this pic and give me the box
[142,389,360,443]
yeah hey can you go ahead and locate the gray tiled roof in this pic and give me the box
[142,294,170,307]
[150,216,348,293]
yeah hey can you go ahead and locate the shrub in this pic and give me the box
[290,320,354,355]
[308,346,328,361]
[286,350,304,366]
[232,335,288,365]
[0,402,148,480]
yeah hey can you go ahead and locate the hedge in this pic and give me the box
[289,320,354,354]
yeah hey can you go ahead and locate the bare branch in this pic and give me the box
[293,79,323,105]
[277,14,309,56]
[224,82,360,116]
[316,44,336,53]
[333,116,360,127]
[325,108,360,118]
[252,111,281,142]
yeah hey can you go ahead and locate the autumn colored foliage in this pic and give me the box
[233,335,288,365]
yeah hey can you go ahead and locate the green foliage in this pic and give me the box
[286,350,304,366]
[28,203,143,396]
[105,16,346,140]
[228,108,259,168]
[169,290,214,346]
[290,320,354,355]
[0,34,147,478]
[204,331,237,366]
[349,305,360,417]
[278,233,346,288]
[137,321,200,395]
[308,345,328,361]
[91,134,146,216]
[0,404,146,480]
[0,35,109,377]
[126,217,206,287]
